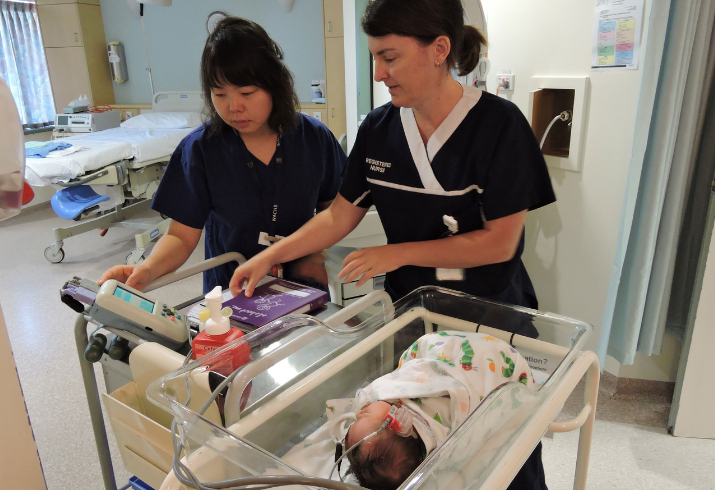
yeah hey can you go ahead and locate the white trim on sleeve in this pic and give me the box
[352,190,371,206]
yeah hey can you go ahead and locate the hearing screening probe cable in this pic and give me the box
[328,419,391,482]
[171,416,367,490]
[169,316,368,490]
[540,110,573,150]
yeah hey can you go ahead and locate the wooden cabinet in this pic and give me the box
[323,0,344,38]
[325,36,346,138]
[322,0,346,138]
[299,103,328,125]
[36,0,114,113]
[36,3,82,47]
[44,47,91,112]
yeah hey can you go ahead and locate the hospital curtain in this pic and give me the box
[0,0,54,128]
[598,0,715,365]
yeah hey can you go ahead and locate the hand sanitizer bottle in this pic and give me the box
[192,286,250,375]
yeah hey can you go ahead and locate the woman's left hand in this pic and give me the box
[338,245,404,286]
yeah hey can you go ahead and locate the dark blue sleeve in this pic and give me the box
[480,107,556,221]
[151,134,211,229]
[316,124,348,203]
[338,120,373,208]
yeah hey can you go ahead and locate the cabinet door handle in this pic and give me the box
[332,108,334,117]
[328,21,332,32]
[74,33,79,43]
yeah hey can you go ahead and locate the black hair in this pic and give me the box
[361,0,487,76]
[346,430,423,490]
[200,16,299,136]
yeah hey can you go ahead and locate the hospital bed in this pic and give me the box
[72,253,600,490]
[25,91,203,264]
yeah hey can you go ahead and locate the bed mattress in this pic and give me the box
[25,127,195,186]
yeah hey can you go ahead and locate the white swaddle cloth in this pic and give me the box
[281,331,538,474]
[355,331,538,455]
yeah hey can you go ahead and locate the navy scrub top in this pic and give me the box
[339,84,555,317]
[152,113,347,292]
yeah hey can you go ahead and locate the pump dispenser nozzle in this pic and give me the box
[204,286,230,335]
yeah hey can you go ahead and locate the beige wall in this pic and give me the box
[606,334,682,382]
[480,0,679,380]
[0,304,46,489]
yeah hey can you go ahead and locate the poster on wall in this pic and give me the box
[591,0,644,70]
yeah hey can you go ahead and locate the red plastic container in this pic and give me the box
[192,328,250,376]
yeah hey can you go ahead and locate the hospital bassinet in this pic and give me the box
[146,287,599,490]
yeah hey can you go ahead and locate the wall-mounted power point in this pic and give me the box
[497,73,515,91]
[312,111,322,122]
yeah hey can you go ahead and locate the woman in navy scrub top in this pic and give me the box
[99,18,346,293]
[231,1,554,488]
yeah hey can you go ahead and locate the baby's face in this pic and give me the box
[346,400,392,449]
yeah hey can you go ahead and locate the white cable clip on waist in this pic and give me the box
[258,231,285,247]
[443,215,459,234]
[438,215,465,281]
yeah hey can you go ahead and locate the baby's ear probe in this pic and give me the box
[385,405,414,437]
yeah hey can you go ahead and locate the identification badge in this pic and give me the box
[436,268,465,281]
[259,231,285,247]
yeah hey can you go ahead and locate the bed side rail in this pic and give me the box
[56,161,129,187]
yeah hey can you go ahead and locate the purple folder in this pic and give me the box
[222,278,328,328]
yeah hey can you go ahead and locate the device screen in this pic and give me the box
[114,286,155,313]
[57,115,68,125]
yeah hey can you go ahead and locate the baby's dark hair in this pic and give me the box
[347,430,423,490]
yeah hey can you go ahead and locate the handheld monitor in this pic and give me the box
[90,280,189,350]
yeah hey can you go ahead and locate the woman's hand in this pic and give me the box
[338,245,404,287]
[97,220,201,292]
[230,254,274,298]
[98,264,154,290]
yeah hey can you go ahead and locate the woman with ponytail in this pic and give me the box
[231,4,553,485]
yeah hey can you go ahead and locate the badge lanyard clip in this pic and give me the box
[437,214,465,281]
[258,232,285,247]
[239,134,284,248]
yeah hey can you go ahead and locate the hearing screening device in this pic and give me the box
[91,279,189,350]
[61,277,189,350]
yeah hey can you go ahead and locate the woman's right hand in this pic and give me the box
[98,264,154,291]
[229,254,274,298]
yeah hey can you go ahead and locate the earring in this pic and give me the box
[435,60,441,67]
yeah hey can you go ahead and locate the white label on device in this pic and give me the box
[269,284,310,297]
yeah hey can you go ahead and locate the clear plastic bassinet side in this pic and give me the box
[146,287,592,490]
[393,287,593,490]
[146,306,397,481]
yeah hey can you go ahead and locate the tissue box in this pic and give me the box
[63,106,88,113]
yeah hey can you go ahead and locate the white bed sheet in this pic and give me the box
[25,127,195,186]
[25,140,134,186]
[59,127,195,162]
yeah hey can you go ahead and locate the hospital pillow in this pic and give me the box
[120,112,203,129]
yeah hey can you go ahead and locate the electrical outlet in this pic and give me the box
[312,111,322,122]
[497,73,515,91]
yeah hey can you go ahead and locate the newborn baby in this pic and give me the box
[342,330,537,490]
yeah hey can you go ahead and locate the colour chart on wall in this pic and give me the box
[591,0,644,70]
